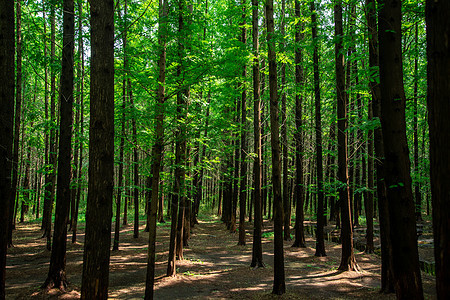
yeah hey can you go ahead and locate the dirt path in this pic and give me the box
[5,217,436,299]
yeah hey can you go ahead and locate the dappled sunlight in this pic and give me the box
[5,218,436,299]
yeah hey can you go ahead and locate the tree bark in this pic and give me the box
[280,0,290,243]
[292,0,306,249]
[144,0,167,293]
[43,0,75,289]
[266,0,285,294]
[238,0,247,246]
[113,1,129,251]
[72,0,85,244]
[81,0,115,297]
[335,0,357,272]
[425,1,450,298]
[250,0,264,268]
[0,0,15,296]
[365,0,394,292]
[310,0,326,257]
[42,4,57,251]
[378,0,423,298]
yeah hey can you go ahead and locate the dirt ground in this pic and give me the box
[5,216,437,299]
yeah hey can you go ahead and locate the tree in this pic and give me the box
[378,0,423,298]
[113,0,129,252]
[72,0,85,244]
[365,0,393,292]
[0,0,15,297]
[9,0,23,248]
[250,0,264,268]
[292,0,306,249]
[310,0,326,258]
[280,0,291,243]
[335,0,357,272]
[145,0,168,296]
[426,1,450,298]
[266,0,285,294]
[80,0,114,297]
[43,0,75,289]
[42,3,58,251]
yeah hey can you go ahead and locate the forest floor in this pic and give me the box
[6,215,437,299]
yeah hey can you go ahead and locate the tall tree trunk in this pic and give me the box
[266,0,285,294]
[81,0,115,297]
[280,0,290,242]
[250,0,264,267]
[113,1,129,251]
[365,0,394,292]
[311,0,326,257]
[378,0,423,298]
[43,0,75,289]
[413,23,422,222]
[130,82,140,238]
[42,4,57,251]
[292,0,306,249]
[425,1,450,299]
[8,0,23,247]
[144,0,167,294]
[0,0,15,296]
[238,0,247,246]
[72,0,85,244]
[335,0,357,271]
[365,99,375,253]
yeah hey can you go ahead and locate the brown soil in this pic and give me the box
[6,217,437,299]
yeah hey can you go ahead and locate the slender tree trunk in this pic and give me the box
[280,0,290,242]
[8,0,22,248]
[130,82,140,238]
[292,0,306,249]
[42,4,57,251]
[266,0,285,294]
[72,0,85,244]
[365,0,394,292]
[413,23,422,222]
[0,0,15,296]
[378,0,423,298]
[425,1,450,299]
[310,0,326,257]
[144,0,167,293]
[81,0,115,297]
[335,0,357,271]
[43,0,75,289]
[238,0,247,246]
[113,1,129,251]
[250,0,264,267]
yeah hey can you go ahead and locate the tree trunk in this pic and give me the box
[144,0,167,292]
[8,0,23,248]
[413,23,422,222]
[292,0,306,249]
[425,1,450,298]
[280,0,290,243]
[113,1,129,251]
[365,0,394,292]
[335,0,357,272]
[378,0,423,298]
[0,0,15,296]
[43,0,75,289]
[238,0,247,246]
[81,0,115,297]
[42,4,57,251]
[250,0,264,268]
[130,82,140,239]
[311,0,326,257]
[72,0,85,244]
[266,0,285,294]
